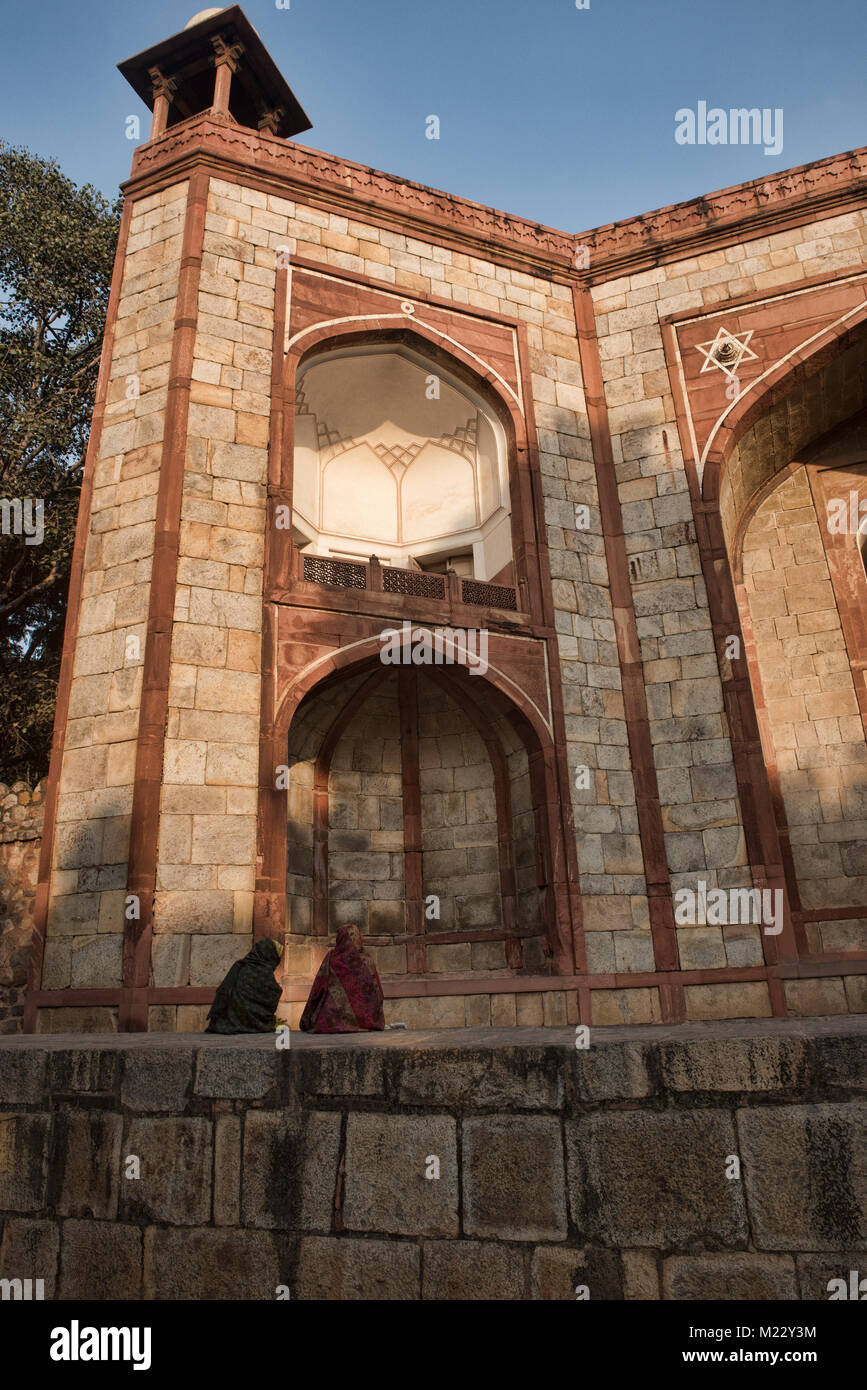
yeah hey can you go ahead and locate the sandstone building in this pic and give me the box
[22,6,867,1032]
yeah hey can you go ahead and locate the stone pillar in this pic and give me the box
[211,36,244,118]
[148,68,176,140]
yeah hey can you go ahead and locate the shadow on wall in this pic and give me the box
[0,780,45,1033]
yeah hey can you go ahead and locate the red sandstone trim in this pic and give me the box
[120,169,210,1032]
[28,951,866,1014]
[254,261,291,941]
[572,286,681,996]
[24,199,135,1033]
[398,667,425,972]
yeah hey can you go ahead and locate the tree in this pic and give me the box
[0,145,120,784]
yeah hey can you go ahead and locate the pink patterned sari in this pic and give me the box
[299,924,385,1033]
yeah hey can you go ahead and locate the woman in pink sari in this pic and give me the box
[299,924,385,1033]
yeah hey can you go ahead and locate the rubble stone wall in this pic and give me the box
[0,782,44,1034]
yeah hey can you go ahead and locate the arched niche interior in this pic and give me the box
[292,343,515,584]
[280,659,553,981]
[719,328,867,947]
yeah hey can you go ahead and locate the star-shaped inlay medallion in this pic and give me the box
[695,326,758,380]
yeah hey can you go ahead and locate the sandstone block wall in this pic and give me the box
[152,179,276,990]
[741,468,867,928]
[328,681,405,939]
[589,208,867,970]
[29,133,867,1028]
[0,1019,862,1299]
[44,183,189,992]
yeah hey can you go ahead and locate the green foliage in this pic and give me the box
[0,144,120,784]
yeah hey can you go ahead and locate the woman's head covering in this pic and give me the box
[299,924,385,1033]
[206,936,283,1034]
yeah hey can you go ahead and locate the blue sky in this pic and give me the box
[2,0,865,231]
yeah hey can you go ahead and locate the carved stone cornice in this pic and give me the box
[577,148,867,278]
[124,115,867,284]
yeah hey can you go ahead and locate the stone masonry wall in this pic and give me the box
[741,467,867,929]
[588,208,867,1011]
[150,178,274,993]
[44,183,189,994]
[328,680,405,939]
[0,1018,862,1299]
[419,680,501,963]
[0,783,44,1034]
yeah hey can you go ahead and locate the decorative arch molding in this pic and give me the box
[258,637,579,974]
[273,631,554,755]
[702,302,867,505]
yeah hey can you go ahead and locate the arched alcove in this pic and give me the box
[715,326,867,946]
[279,657,552,981]
[292,344,514,584]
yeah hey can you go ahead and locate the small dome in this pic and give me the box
[184,8,225,28]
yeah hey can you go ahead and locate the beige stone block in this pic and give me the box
[233,890,254,933]
[167,663,198,709]
[204,741,258,787]
[516,992,544,1027]
[218,865,256,891]
[236,412,270,447]
[187,403,235,442]
[105,740,137,788]
[154,889,235,934]
[60,745,108,794]
[491,993,517,1027]
[172,623,229,666]
[158,814,192,864]
[96,889,128,934]
[164,740,208,784]
[225,787,257,816]
[209,441,267,484]
[67,675,111,722]
[226,629,260,671]
[156,864,216,891]
[161,784,226,815]
[176,557,229,589]
[684,982,772,1021]
[195,667,260,714]
[208,527,263,568]
[591,988,661,1025]
[191,814,256,865]
[179,710,259,743]
[783,977,848,1017]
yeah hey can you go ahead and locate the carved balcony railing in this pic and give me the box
[298,552,518,611]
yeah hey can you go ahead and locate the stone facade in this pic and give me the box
[15,11,867,1031]
[0,1018,863,1298]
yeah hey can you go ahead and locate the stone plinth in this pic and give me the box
[0,1015,863,1300]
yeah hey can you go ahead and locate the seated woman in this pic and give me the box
[299,924,385,1034]
[206,938,283,1034]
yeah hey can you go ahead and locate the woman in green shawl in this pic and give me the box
[206,938,284,1034]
